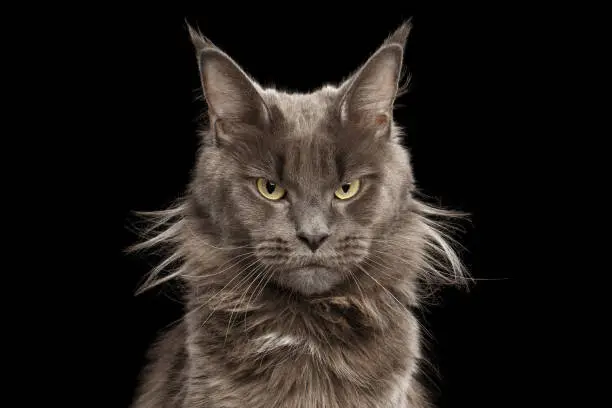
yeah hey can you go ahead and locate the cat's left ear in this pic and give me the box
[337,21,412,134]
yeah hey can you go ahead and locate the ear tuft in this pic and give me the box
[185,21,215,54]
[384,19,413,48]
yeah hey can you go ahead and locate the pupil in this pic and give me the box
[266,182,276,194]
[342,184,350,193]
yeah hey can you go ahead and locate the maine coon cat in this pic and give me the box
[130,20,467,408]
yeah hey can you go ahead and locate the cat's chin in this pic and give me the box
[275,266,343,296]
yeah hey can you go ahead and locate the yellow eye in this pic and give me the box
[334,179,361,200]
[256,178,286,200]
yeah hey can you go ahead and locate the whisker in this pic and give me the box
[160,254,256,329]
[243,265,274,332]
[355,264,407,313]
[247,265,273,308]
[225,263,266,343]
[347,270,370,319]
[368,240,467,285]
[191,251,256,281]
[196,256,262,329]
[360,258,406,284]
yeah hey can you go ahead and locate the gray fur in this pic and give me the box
[130,20,468,408]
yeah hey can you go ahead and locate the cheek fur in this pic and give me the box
[229,184,291,234]
[342,183,388,227]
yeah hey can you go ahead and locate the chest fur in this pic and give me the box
[185,304,420,408]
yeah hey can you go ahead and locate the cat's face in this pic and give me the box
[189,23,415,295]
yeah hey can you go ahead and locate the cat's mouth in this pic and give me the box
[273,263,342,296]
[291,264,331,274]
[299,263,327,269]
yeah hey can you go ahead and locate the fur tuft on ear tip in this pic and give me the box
[385,18,413,49]
[185,20,215,53]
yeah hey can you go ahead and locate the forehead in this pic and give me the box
[262,88,343,188]
[234,87,383,192]
[263,86,339,136]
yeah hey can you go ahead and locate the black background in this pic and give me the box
[79,8,525,408]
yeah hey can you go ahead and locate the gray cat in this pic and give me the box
[130,20,468,408]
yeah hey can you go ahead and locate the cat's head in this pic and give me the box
[131,22,466,303]
[184,23,419,296]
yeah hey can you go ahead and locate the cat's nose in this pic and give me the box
[297,232,330,252]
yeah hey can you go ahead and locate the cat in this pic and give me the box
[129,20,468,408]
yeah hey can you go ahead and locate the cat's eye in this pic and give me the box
[256,178,286,200]
[334,179,361,200]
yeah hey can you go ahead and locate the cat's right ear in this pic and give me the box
[187,24,271,144]
[336,21,411,137]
